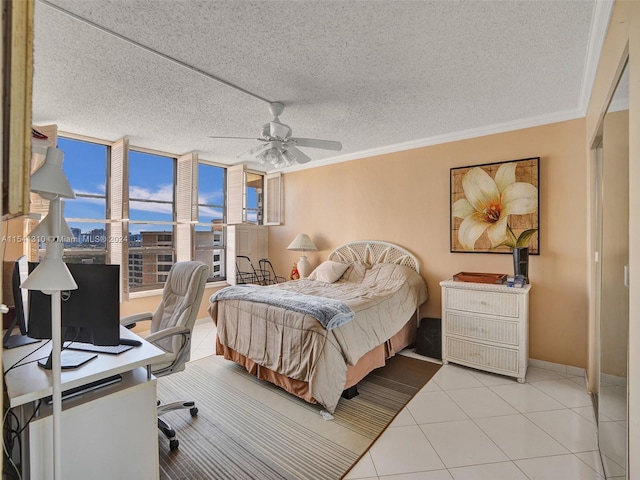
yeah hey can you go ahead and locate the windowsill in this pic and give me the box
[127,280,229,299]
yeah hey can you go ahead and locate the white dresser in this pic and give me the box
[440,280,531,383]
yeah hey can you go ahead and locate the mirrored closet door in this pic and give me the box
[597,60,629,478]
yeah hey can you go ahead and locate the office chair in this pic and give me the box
[121,261,208,450]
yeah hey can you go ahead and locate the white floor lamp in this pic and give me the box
[287,233,318,279]
[21,146,76,480]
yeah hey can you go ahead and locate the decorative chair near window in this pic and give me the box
[259,258,286,285]
[235,255,266,285]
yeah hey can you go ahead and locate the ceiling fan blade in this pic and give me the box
[286,146,312,164]
[209,136,259,140]
[289,137,342,151]
[237,143,269,160]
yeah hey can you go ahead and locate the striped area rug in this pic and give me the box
[156,353,440,480]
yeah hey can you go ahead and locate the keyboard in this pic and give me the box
[45,374,123,404]
[66,342,134,355]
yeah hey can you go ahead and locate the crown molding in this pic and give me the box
[578,0,615,115]
[285,108,585,172]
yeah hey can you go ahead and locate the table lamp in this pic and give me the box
[21,146,76,480]
[287,233,317,279]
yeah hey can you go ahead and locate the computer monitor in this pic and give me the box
[2,256,40,349]
[27,262,121,350]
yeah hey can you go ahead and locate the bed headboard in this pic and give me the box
[327,240,420,273]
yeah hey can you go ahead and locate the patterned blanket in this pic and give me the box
[209,284,355,330]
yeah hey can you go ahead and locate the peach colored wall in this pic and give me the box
[269,119,588,368]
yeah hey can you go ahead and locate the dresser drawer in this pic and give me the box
[445,288,519,318]
[446,337,520,375]
[445,312,519,346]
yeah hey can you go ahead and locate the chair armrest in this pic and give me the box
[145,325,189,345]
[121,312,153,328]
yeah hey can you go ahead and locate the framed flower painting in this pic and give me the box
[450,157,539,254]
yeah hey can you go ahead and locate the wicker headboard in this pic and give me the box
[327,240,420,274]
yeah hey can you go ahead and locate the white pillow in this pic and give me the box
[308,261,350,283]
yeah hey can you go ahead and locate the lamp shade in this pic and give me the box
[30,147,76,200]
[287,234,317,252]
[21,242,77,294]
[28,197,73,240]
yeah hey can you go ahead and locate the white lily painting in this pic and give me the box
[451,157,539,253]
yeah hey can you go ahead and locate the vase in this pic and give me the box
[512,246,529,282]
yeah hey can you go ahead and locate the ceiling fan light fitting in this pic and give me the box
[255,146,284,167]
[282,149,296,167]
[226,103,341,168]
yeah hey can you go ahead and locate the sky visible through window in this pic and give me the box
[129,150,174,234]
[197,163,225,229]
[59,136,107,235]
[59,137,228,236]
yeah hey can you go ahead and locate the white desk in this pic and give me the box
[3,326,166,480]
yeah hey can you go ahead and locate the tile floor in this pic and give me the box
[188,320,614,480]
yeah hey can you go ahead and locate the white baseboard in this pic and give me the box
[528,358,586,378]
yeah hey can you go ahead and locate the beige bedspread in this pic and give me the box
[208,262,428,412]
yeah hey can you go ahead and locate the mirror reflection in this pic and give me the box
[598,60,628,478]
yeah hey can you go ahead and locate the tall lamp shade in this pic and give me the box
[287,233,318,279]
[30,147,76,200]
[22,145,76,480]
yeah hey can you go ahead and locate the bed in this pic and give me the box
[208,240,429,413]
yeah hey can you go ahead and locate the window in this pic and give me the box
[58,136,109,265]
[31,130,278,296]
[128,150,175,292]
[246,172,263,224]
[226,165,281,226]
[196,162,226,281]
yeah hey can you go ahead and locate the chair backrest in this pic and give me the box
[236,255,261,284]
[236,255,256,274]
[150,261,208,361]
[258,258,284,284]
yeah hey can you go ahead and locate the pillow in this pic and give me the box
[308,261,350,283]
[339,261,370,283]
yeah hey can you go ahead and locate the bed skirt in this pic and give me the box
[216,320,417,407]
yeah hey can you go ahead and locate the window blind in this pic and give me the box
[108,138,130,299]
[226,164,246,225]
[176,152,198,262]
[263,172,282,225]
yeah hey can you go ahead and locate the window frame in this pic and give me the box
[49,132,111,265]
[29,128,280,298]
[195,160,227,282]
[126,146,177,293]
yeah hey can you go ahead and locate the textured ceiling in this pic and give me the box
[32,0,609,171]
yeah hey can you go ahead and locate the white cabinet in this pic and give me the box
[440,280,531,383]
[28,368,158,480]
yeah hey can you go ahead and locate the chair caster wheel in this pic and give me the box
[190,407,198,416]
[162,427,176,439]
[169,439,179,450]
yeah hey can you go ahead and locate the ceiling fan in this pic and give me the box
[209,102,342,169]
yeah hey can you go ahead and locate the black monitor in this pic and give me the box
[27,262,121,359]
[2,256,40,349]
